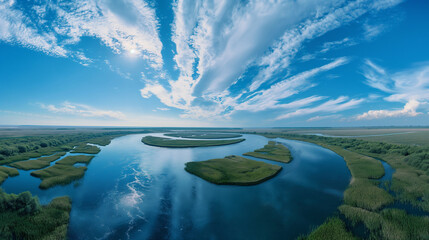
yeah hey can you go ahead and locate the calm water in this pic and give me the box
[2,133,351,240]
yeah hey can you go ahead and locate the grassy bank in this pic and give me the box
[71,144,100,154]
[300,217,357,240]
[254,133,429,239]
[0,189,71,239]
[185,155,282,185]
[244,141,292,163]
[164,132,242,139]
[31,155,94,189]
[9,152,66,170]
[142,136,245,148]
[0,166,19,184]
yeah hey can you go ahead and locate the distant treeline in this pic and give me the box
[261,133,429,174]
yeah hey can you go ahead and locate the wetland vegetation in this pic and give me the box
[255,132,429,239]
[31,155,94,189]
[141,135,245,148]
[244,141,292,163]
[0,166,19,184]
[71,144,101,154]
[185,155,282,185]
[9,152,66,170]
[0,189,71,240]
[164,132,242,139]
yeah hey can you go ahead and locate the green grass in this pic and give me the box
[0,130,150,164]
[185,155,282,185]
[344,179,394,211]
[8,152,66,170]
[244,141,292,163]
[55,155,94,165]
[0,166,19,184]
[0,190,71,240]
[71,144,100,154]
[164,132,242,139]
[31,164,87,189]
[30,155,94,189]
[142,136,245,148]
[300,217,357,240]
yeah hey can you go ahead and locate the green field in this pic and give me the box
[142,136,245,148]
[9,152,66,170]
[164,132,242,139]
[0,189,71,240]
[185,155,282,185]
[244,141,292,163]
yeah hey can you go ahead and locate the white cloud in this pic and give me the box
[307,114,341,122]
[276,96,363,120]
[157,107,170,111]
[363,23,385,40]
[356,100,421,120]
[0,0,162,67]
[357,60,429,120]
[236,58,348,112]
[40,102,126,120]
[141,0,401,121]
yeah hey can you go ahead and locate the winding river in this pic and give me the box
[2,133,351,240]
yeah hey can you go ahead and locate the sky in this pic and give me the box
[1,0,429,127]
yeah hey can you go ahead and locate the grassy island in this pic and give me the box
[31,155,94,189]
[185,155,282,185]
[71,144,100,154]
[0,190,71,239]
[0,166,19,184]
[244,141,292,163]
[164,132,242,139]
[9,152,66,170]
[142,136,245,148]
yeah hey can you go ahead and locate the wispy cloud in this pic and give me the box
[0,0,162,67]
[363,23,385,40]
[141,0,402,121]
[40,102,126,120]
[307,114,342,122]
[276,96,364,120]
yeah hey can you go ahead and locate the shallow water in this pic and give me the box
[2,133,351,240]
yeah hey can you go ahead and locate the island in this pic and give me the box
[141,136,245,148]
[244,141,292,163]
[31,155,94,189]
[164,132,242,139]
[185,155,282,185]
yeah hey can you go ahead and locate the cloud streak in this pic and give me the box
[40,102,126,120]
[141,0,402,121]
[0,0,162,67]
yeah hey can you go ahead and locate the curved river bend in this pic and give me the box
[2,134,351,240]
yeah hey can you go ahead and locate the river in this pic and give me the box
[2,133,351,240]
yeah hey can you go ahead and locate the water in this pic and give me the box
[2,133,351,240]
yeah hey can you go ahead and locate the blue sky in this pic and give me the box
[1,0,429,127]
